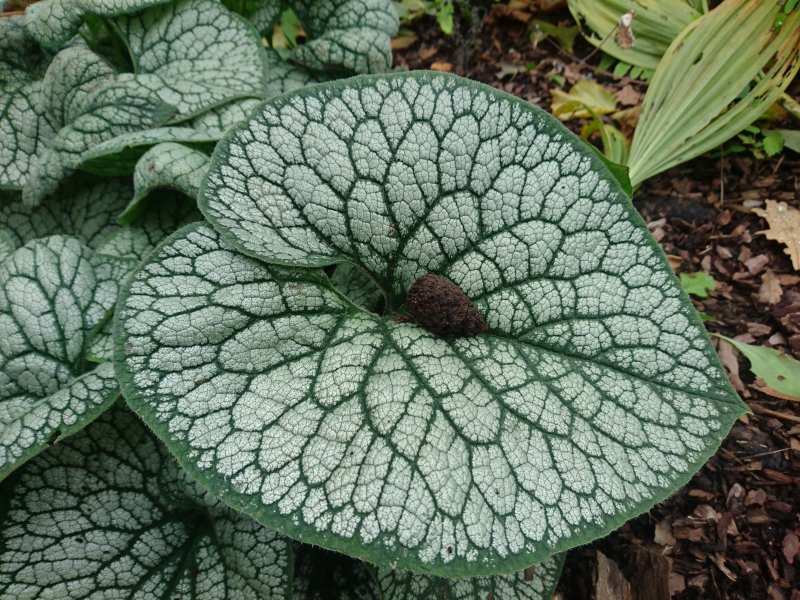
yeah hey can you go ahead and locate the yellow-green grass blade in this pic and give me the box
[628,0,800,187]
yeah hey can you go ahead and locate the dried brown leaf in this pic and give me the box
[391,35,417,50]
[753,200,800,271]
[429,61,453,72]
[758,270,783,305]
[782,532,799,564]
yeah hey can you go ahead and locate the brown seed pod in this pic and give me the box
[406,274,487,338]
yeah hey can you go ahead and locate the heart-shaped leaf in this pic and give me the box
[0,236,131,481]
[112,0,269,119]
[118,72,745,576]
[379,554,564,600]
[289,0,399,74]
[0,176,129,249]
[0,402,292,599]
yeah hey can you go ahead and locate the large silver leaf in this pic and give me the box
[116,216,744,577]
[112,0,269,118]
[0,403,292,599]
[0,236,130,481]
[121,73,746,576]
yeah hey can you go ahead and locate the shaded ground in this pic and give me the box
[394,6,800,600]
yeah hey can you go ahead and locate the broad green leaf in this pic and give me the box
[627,0,800,187]
[124,143,210,221]
[777,129,800,153]
[22,46,175,206]
[23,0,171,49]
[0,402,292,599]
[0,18,56,190]
[716,335,800,401]
[121,73,745,576]
[0,176,128,249]
[762,130,784,157]
[679,272,716,298]
[96,192,201,261]
[379,554,564,599]
[112,0,270,119]
[435,1,454,35]
[0,236,130,481]
[289,0,399,74]
[530,19,579,54]
[566,0,700,70]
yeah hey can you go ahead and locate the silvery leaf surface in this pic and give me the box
[0,402,292,599]
[85,318,115,363]
[118,72,745,576]
[248,0,282,37]
[78,98,260,174]
[379,554,564,600]
[0,17,49,81]
[112,0,269,119]
[23,0,171,49]
[0,18,55,190]
[0,81,56,190]
[290,0,398,74]
[96,192,201,261]
[125,143,210,219]
[0,176,129,249]
[262,52,329,98]
[22,46,174,206]
[189,98,263,131]
[0,236,131,481]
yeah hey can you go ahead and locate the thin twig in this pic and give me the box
[750,404,800,425]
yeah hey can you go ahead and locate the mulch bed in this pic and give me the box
[394,6,800,599]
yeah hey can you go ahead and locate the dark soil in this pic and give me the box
[394,5,800,600]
